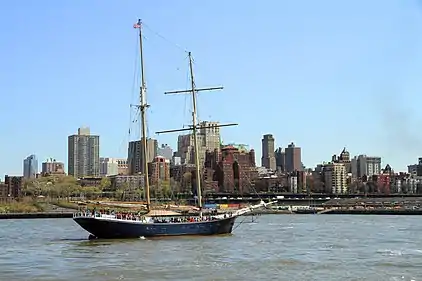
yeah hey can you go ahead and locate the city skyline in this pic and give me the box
[8,127,420,178]
[2,1,422,176]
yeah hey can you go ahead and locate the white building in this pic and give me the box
[324,162,347,194]
[100,157,119,177]
[177,121,221,166]
[288,176,298,193]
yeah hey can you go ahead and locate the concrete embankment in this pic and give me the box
[0,210,291,219]
[0,212,73,219]
[322,209,422,215]
[3,208,422,218]
[236,209,292,215]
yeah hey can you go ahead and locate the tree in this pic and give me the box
[100,177,112,191]
[401,183,409,194]
[182,172,192,193]
[57,182,80,201]
[114,182,129,201]
[348,181,358,194]
[21,175,82,200]
[136,188,144,201]
[82,186,101,200]
[22,178,37,196]
[161,180,171,198]
[357,181,366,193]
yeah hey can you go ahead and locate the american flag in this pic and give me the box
[133,20,141,29]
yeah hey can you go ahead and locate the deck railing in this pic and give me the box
[73,212,143,221]
[73,211,233,223]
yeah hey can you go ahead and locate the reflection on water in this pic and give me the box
[0,215,421,281]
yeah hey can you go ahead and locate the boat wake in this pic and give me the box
[51,238,88,242]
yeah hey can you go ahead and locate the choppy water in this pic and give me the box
[0,215,421,280]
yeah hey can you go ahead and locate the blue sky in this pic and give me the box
[1,0,422,177]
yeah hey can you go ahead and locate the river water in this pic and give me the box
[0,215,421,281]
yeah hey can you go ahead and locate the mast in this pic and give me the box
[156,52,238,211]
[188,52,203,208]
[134,19,151,211]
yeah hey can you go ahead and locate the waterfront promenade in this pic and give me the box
[2,196,422,218]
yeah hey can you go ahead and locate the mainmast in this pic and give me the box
[156,52,237,211]
[188,52,202,207]
[134,19,151,211]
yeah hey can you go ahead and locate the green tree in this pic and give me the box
[161,180,171,198]
[114,190,124,201]
[170,178,181,194]
[48,176,80,199]
[114,182,129,201]
[100,177,112,191]
[136,188,144,201]
[22,178,37,196]
[182,172,192,193]
[82,186,101,200]
[57,183,80,201]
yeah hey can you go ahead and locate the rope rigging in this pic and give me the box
[142,22,189,54]
[128,21,193,141]
[127,31,141,142]
[189,57,201,124]
[138,24,198,130]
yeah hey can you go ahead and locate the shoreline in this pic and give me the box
[0,212,74,219]
[321,208,422,215]
[3,208,422,219]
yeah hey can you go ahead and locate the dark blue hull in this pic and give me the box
[73,216,237,239]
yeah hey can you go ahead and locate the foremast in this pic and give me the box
[133,19,151,212]
[156,52,237,213]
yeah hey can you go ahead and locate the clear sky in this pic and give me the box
[1,0,422,177]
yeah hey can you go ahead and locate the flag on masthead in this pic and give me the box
[133,20,141,29]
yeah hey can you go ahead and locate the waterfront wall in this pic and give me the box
[324,209,422,215]
[0,212,73,219]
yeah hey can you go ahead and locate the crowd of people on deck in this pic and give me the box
[78,207,234,224]
[152,215,225,224]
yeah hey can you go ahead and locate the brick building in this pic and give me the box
[0,182,9,202]
[148,156,170,184]
[205,146,257,193]
[169,164,196,193]
[4,176,23,198]
[377,174,391,194]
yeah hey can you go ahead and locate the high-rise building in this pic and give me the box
[355,155,382,178]
[42,159,65,175]
[99,158,119,177]
[261,134,276,170]
[284,142,302,172]
[116,158,129,175]
[68,127,100,178]
[332,147,351,174]
[177,121,221,167]
[324,162,347,194]
[275,147,285,172]
[157,144,173,160]
[128,138,158,175]
[23,155,38,179]
[148,156,170,184]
